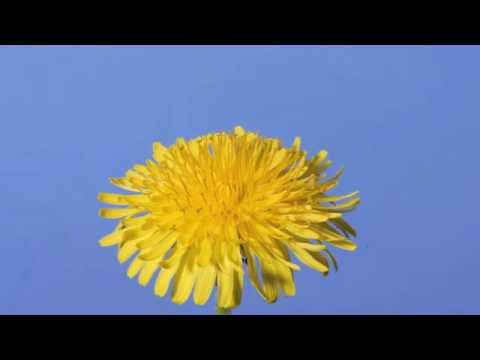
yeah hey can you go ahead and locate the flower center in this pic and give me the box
[189,182,250,222]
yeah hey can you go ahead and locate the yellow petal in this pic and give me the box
[98,207,141,219]
[268,241,301,272]
[311,150,328,167]
[318,167,345,192]
[288,241,329,273]
[327,238,357,251]
[172,256,196,304]
[270,149,288,169]
[291,136,301,151]
[109,177,139,192]
[328,198,361,212]
[296,241,327,252]
[146,159,161,177]
[327,212,343,219]
[138,261,159,286]
[315,198,361,214]
[284,224,320,240]
[259,259,279,304]
[177,221,200,246]
[324,248,338,272]
[159,246,186,269]
[225,244,243,274]
[176,137,187,148]
[317,191,359,203]
[228,246,244,307]
[117,242,139,264]
[133,164,150,176]
[310,252,330,276]
[121,215,151,227]
[276,256,301,271]
[197,240,213,267]
[217,264,235,309]
[127,256,145,278]
[234,126,245,136]
[154,266,178,297]
[275,263,296,296]
[317,159,333,172]
[97,193,129,205]
[121,227,157,246]
[193,265,216,305]
[154,211,184,227]
[153,142,167,163]
[244,246,265,301]
[137,230,175,250]
[140,231,177,260]
[224,222,239,244]
[126,169,145,181]
[232,268,244,308]
[296,212,330,223]
[99,230,123,247]
[330,217,357,238]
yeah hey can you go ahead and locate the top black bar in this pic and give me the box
[2,11,480,45]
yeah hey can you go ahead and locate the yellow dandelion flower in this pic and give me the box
[98,126,360,313]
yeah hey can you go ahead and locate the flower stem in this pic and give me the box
[216,307,232,315]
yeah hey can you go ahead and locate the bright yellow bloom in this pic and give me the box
[98,126,360,312]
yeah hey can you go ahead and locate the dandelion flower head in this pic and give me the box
[98,126,360,311]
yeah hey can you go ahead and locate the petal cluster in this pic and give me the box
[98,126,360,309]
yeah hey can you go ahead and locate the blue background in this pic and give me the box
[1,45,479,314]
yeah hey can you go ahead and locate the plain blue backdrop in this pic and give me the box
[1,45,479,314]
